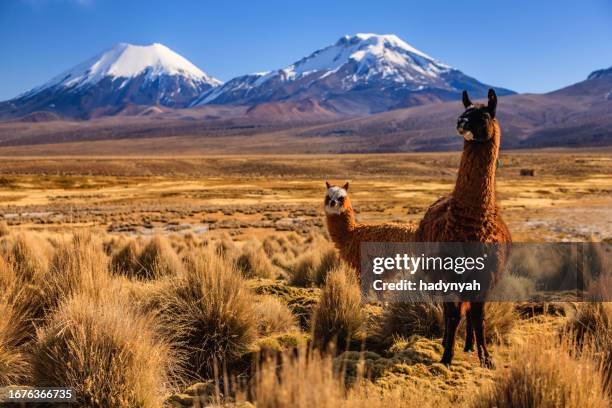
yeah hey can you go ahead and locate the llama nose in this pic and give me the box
[330,200,337,207]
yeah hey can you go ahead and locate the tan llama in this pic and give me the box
[416,89,512,369]
[324,182,416,273]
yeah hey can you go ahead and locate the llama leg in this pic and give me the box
[472,302,494,369]
[463,309,475,353]
[440,303,461,366]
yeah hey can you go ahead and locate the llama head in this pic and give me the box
[456,89,498,143]
[324,181,351,215]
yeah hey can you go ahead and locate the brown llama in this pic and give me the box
[416,89,511,368]
[324,182,416,273]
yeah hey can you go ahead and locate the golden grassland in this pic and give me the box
[0,150,611,407]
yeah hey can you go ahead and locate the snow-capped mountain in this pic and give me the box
[588,65,612,80]
[2,43,221,118]
[193,33,514,114]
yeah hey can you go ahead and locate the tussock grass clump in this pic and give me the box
[471,339,610,408]
[460,302,516,345]
[0,221,10,237]
[254,295,298,336]
[110,238,143,276]
[379,299,514,345]
[562,302,612,393]
[137,235,184,279]
[32,292,173,407]
[44,232,110,312]
[9,232,50,283]
[153,247,256,378]
[235,239,277,279]
[289,247,341,287]
[378,297,444,341]
[313,266,364,350]
[0,290,32,386]
[250,348,450,408]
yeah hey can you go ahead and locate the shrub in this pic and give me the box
[235,239,277,279]
[254,296,298,336]
[32,292,174,407]
[152,247,256,378]
[313,266,364,350]
[110,239,143,276]
[137,235,184,279]
[471,339,610,408]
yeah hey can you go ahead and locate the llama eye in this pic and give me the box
[338,197,344,203]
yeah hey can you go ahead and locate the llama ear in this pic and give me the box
[343,182,349,191]
[462,90,472,108]
[325,181,331,189]
[487,88,497,118]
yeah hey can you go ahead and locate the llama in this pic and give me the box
[416,89,511,368]
[324,182,416,273]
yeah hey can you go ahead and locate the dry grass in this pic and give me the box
[43,232,111,312]
[471,337,610,408]
[562,302,612,394]
[289,241,341,287]
[8,232,50,283]
[378,296,444,341]
[235,239,277,279]
[0,284,32,386]
[32,292,174,407]
[378,299,515,345]
[0,221,10,237]
[313,266,364,350]
[111,238,143,276]
[254,295,298,336]
[248,348,452,408]
[137,235,184,279]
[152,247,257,378]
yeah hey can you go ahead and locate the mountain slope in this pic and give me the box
[193,33,514,114]
[0,43,221,119]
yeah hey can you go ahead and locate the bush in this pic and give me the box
[254,296,298,336]
[235,239,277,279]
[471,339,610,408]
[313,266,364,350]
[137,235,184,279]
[32,292,173,407]
[152,247,256,378]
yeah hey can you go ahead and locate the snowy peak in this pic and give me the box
[195,32,513,111]
[37,42,221,92]
[279,33,450,84]
[9,43,222,118]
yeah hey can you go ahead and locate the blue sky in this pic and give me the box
[1,0,611,100]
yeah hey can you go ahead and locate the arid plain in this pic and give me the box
[1,149,611,407]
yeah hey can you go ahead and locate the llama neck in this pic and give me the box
[450,124,500,219]
[326,208,357,245]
